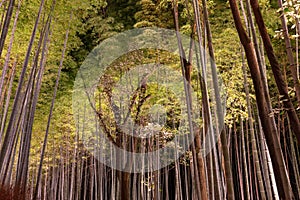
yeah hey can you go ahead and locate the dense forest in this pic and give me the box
[0,0,300,199]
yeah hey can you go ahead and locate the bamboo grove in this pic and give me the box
[0,0,300,199]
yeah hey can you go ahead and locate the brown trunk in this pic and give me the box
[229,0,294,199]
[250,0,300,145]
[278,0,300,106]
[120,171,130,200]
[173,0,208,199]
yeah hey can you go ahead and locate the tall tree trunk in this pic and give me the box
[202,0,235,198]
[0,0,45,174]
[0,0,21,111]
[240,118,250,200]
[277,0,300,106]
[0,0,15,57]
[173,0,209,199]
[229,0,294,198]
[33,12,70,200]
[257,117,273,200]
[241,47,266,200]
[250,0,300,145]
[16,19,51,197]
[244,0,271,108]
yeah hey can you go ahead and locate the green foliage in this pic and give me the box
[209,1,249,125]
[2,0,288,170]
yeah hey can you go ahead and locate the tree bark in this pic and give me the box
[173,0,209,199]
[250,0,300,145]
[229,0,294,198]
[277,0,300,106]
[0,0,15,58]
[202,0,234,198]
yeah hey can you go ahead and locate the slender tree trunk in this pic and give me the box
[250,0,300,144]
[265,142,279,200]
[242,48,266,199]
[33,12,71,200]
[16,19,51,197]
[257,118,273,200]
[0,0,21,111]
[244,0,271,107]
[287,117,300,197]
[240,118,250,200]
[173,0,209,199]
[0,0,15,57]
[241,47,267,200]
[0,0,45,174]
[277,0,300,106]
[229,0,294,198]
